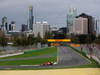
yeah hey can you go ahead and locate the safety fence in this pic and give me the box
[0,44,48,55]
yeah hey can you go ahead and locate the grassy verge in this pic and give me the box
[0,47,57,59]
[0,46,99,70]
[0,56,57,66]
[7,46,99,70]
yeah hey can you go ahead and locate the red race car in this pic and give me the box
[41,62,53,66]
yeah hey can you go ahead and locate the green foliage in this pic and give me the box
[44,30,48,39]
[37,32,41,42]
[41,39,48,44]
[68,34,96,44]
[77,34,87,44]
[88,34,96,42]
[85,36,92,44]
[44,31,53,39]
[0,34,8,50]
[21,38,28,46]
[27,36,34,45]
[16,38,22,46]
[47,31,53,39]
[94,36,100,44]
[71,36,80,44]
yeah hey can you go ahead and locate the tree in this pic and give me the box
[85,36,92,44]
[47,31,53,39]
[88,34,96,42]
[41,39,48,44]
[24,32,27,41]
[13,33,17,41]
[94,36,100,44]
[37,32,41,42]
[21,38,28,46]
[77,34,87,44]
[27,36,34,45]
[94,39,100,44]
[65,35,70,39]
[0,34,8,50]
[16,38,22,46]
[71,36,80,44]
[44,30,48,39]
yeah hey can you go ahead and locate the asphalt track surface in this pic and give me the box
[0,46,90,68]
[0,54,54,61]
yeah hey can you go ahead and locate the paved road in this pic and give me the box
[0,46,90,68]
[57,46,90,67]
[0,54,54,61]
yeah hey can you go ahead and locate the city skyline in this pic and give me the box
[0,0,100,30]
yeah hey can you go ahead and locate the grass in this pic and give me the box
[0,47,57,59]
[0,46,99,70]
[0,56,57,66]
[7,46,99,70]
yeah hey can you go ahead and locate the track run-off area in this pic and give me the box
[0,46,91,68]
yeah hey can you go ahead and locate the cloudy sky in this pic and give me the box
[0,0,100,30]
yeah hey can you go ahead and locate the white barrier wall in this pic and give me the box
[92,55,100,65]
[0,52,24,58]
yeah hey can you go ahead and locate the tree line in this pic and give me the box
[0,30,100,50]
[66,34,100,44]
[0,31,54,50]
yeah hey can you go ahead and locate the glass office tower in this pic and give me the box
[67,6,77,34]
[96,20,100,35]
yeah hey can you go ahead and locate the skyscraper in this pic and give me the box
[96,19,100,35]
[33,21,49,38]
[2,17,7,31]
[77,13,95,34]
[21,24,28,32]
[67,6,77,34]
[73,17,88,35]
[28,5,34,31]
[9,21,16,31]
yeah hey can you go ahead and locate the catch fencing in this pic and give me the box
[0,44,48,55]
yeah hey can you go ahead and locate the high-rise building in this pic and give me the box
[28,5,34,31]
[9,24,11,31]
[77,13,95,34]
[96,19,100,35]
[33,21,49,38]
[70,6,74,14]
[9,21,16,31]
[2,17,7,31]
[59,27,67,34]
[21,24,28,32]
[73,17,88,35]
[67,6,77,34]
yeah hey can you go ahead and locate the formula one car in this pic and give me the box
[41,62,53,66]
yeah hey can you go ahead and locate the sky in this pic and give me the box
[0,0,100,30]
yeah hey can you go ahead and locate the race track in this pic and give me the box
[0,46,90,68]
[57,46,90,67]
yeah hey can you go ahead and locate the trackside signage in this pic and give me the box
[51,43,59,46]
[47,39,71,42]
[71,44,79,47]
